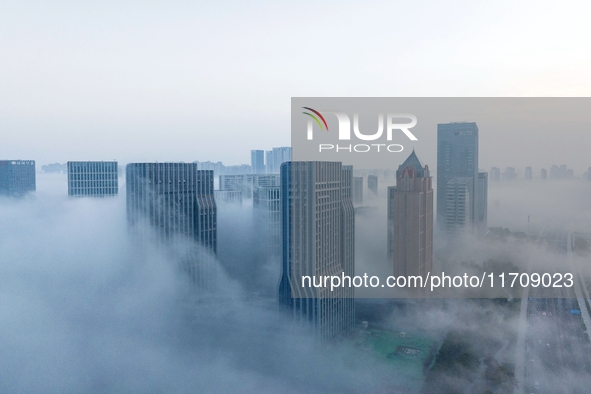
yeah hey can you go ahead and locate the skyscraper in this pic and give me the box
[0,160,36,197]
[279,161,355,341]
[368,175,378,197]
[387,151,433,279]
[126,163,217,283]
[437,122,478,231]
[251,150,265,174]
[67,161,118,197]
[476,171,488,232]
[353,176,363,205]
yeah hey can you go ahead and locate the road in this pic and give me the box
[518,232,591,394]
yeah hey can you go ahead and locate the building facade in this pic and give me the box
[219,174,280,199]
[126,163,217,283]
[0,160,36,197]
[353,176,363,205]
[254,186,281,258]
[445,177,473,234]
[279,161,355,341]
[476,171,488,232]
[214,190,243,205]
[437,122,478,231]
[387,151,433,279]
[67,161,118,197]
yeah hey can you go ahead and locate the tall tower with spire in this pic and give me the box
[387,150,433,279]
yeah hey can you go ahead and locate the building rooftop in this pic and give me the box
[396,150,428,178]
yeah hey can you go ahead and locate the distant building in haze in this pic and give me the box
[541,168,547,180]
[265,147,292,174]
[253,186,281,258]
[214,190,242,205]
[368,175,378,197]
[42,163,67,174]
[219,174,280,199]
[353,177,363,205]
[251,150,265,174]
[67,161,118,197]
[502,167,516,181]
[525,167,533,180]
[279,161,355,341]
[387,151,433,279]
[476,171,488,232]
[548,164,574,180]
[490,167,501,182]
[0,160,36,197]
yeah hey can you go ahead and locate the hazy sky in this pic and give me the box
[1,0,590,166]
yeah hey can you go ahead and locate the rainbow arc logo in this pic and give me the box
[301,107,329,131]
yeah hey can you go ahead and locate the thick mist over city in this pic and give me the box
[1,167,590,392]
[2,1,591,393]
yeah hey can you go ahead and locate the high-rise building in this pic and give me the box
[387,151,433,279]
[368,175,378,196]
[490,167,501,182]
[476,171,488,232]
[437,122,478,231]
[524,167,533,181]
[541,168,547,180]
[445,177,473,234]
[279,161,355,341]
[126,163,217,283]
[0,160,36,197]
[219,174,280,199]
[251,150,265,174]
[253,186,281,258]
[587,167,591,181]
[353,177,363,205]
[67,161,118,197]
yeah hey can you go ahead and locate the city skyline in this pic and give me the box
[2,1,591,392]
